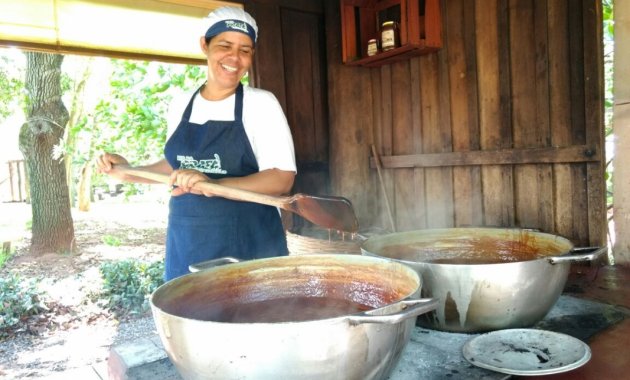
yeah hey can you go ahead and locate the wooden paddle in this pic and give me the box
[111,165,359,233]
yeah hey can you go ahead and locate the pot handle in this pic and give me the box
[346,298,439,326]
[548,246,607,265]
[189,257,241,272]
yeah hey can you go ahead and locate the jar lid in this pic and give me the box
[381,21,395,27]
[368,38,377,42]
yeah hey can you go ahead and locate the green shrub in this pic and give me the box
[0,249,12,269]
[101,235,122,246]
[99,259,164,316]
[0,274,46,330]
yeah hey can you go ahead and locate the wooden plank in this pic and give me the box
[424,0,442,48]
[548,0,575,239]
[0,40,207,66]
[462,0,482,227]
[308,11,328,165]
[281,9,318,163]
[391,60,416,230]
[420,52,452,228]
[281,8,330,203]
[324,0,376,226]
[436,0,455,229]
[156,0,237,9]
[410,56,427,230]
[510,0,540,229]
[248,0,322,12]
[476,0,514,227]
[379,64,395,230]
[370,67,388,229]
[613,0,630,263]
[567,2,591,245]
[582,0,607,247]
[340,3,358,62]
[446,0,482,227]
[370,145,600,168]
[533,0,554,233]
[249,3,287,106]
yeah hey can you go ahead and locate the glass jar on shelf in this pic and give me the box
[367,38,379,56]
[380,21,400,51]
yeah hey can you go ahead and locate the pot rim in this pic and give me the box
[150,253,424,326]
[360,227,579,266]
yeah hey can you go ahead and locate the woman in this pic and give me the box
[96,6,296,280]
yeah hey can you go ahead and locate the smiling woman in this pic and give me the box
[0,0,236,64]
[95,5,297,281]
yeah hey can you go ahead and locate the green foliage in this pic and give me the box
[0,253,8,269]
[99,259,165,316]
[101,234,122,246]
[602,0,614,137]
[0,249,12,270]
[602,0,614,39]
[0,50,25,122]
[602,0,614,216]
[0,274,47,331]
[89,60,205,165]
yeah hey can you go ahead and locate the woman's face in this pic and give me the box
[201,31,254,94]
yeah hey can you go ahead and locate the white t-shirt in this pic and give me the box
[166,85,297,173]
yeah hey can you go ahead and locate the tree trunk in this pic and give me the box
[18,52,75,254]
[613,0,630,266]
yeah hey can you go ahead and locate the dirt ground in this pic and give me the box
[0,193,170,379]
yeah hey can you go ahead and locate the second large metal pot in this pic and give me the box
[150,254,437,380]
[361,228,605,333]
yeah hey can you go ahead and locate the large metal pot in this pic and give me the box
[360,228,606,333]
[150,254,438,380]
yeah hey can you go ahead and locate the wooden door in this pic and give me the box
[246,0,329,229]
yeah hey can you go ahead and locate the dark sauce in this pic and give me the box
[197,296,374,323]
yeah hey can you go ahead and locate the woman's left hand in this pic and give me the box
[169,169,215,197]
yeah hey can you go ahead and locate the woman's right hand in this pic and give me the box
[95,153,129,177]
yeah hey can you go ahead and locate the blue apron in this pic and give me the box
[163,84,288,280]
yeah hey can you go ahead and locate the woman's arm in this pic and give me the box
[169,168,295,197]
[96,153,173,184]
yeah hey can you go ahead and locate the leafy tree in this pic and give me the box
[7,50,204,254]
[0,52,24,122]
[18,52,74,254]
[84,60,204,195]
[92,60,203,162]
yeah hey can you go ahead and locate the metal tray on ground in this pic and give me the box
[462,328,591,376]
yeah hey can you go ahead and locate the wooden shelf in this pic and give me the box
[340,0,442,67]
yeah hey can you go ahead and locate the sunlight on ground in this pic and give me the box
[0,190,169,246]
[0,194,168,378]
[15,323,117,373]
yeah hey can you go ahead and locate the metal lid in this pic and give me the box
[462,328,591,376]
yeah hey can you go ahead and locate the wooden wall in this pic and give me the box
[325,0,606,248]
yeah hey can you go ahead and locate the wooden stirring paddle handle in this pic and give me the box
[111,165,291,210]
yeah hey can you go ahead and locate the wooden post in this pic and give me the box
[8,161,15,202]
[613,0,630,265]
[2,241,10,256]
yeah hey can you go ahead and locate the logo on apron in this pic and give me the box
[177,154,227,174]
